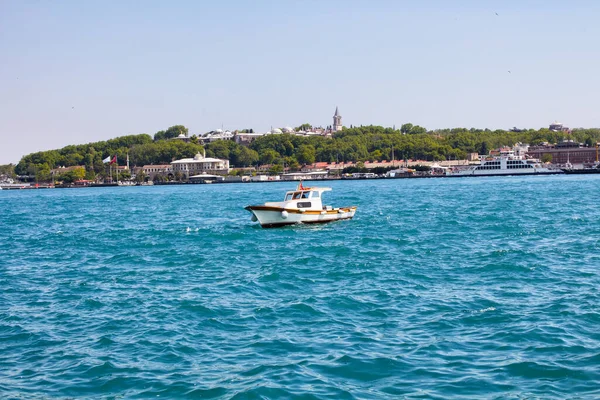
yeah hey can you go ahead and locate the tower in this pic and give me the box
[333,106,342,131]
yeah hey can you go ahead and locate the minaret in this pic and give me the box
[333,106,342,131]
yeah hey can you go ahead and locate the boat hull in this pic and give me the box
[561,168,600,174]
[447,170,563,177]
[245,205,357,228]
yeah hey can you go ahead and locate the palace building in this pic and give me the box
[170,151,230,177]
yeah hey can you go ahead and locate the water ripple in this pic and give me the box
[1,176,600,398]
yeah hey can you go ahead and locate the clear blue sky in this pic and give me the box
[1,0,599,164]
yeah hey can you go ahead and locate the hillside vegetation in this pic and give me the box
[14,124,600,181]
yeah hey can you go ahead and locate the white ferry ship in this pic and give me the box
[446,150,561,177]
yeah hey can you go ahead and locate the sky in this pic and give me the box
[1,0,599,164]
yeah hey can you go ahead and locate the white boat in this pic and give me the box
[245,182,357,228]
[446,150,561,177]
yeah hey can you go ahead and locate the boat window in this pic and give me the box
[312,191,320,198]
[292,192,302,200]
[301,191,309,199]
[285,193,293,201]
[297,202,311,208]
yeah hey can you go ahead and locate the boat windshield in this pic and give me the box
[312,191,320,198]
[285,193,293,201]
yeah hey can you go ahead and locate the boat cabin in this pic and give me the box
[275,187,332,210]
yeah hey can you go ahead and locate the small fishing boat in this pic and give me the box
[245,182,357,228]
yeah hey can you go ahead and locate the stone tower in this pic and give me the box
[333,106,342,132]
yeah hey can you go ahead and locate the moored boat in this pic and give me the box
[561,162,600,174]
[245,182,357,228]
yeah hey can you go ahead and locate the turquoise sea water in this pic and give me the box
[1,176,599,399]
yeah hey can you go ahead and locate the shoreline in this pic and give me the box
[5,169,596,190]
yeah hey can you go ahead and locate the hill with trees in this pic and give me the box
[12,123,600,182]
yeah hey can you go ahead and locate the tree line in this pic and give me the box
[13,124,600,182]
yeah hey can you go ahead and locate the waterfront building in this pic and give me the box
[527,140,599,165]
[142,165,172,179]
[333,107,343,132]
[171,151,230,177]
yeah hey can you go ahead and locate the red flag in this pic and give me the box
[110,155,117,164]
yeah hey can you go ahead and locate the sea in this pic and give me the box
[1,175,599,399]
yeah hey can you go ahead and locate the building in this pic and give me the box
[527,140,599,165]
[142,165,172,179]
[467,153,480,161]
[235,132,265,145]
[171,151,230,177]
[549,121,570,133]
[170,133,190,143]
[200,129,234,144]
[333,106,343,132]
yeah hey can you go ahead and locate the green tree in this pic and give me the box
[154,125,189,141]
[0,164,16,178]
[541,153,553,163]
[119,170,131,181]
[59,167,85,184]
[400,123,414,134]
[34,163,51,182]
[268,164,283,175]
[295,123,312,131]
[370,149,383,161]
[233,147,259,167]
[296,145,316,165]
[259,149,280,165]
[206,140,231,160]
[135,169,147,183]
[85,170,96,181]
[409,125,427,135]
[480,141,489,156]
[285,156,300,171]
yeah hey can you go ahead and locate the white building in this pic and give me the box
[171,151,230,177]
[142,165,172,178]
[200,129,234,143]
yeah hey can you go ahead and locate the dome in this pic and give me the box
[272,128,282,134]
[178,133,186,138]
[216,129,223,133]
[283,127,293,133]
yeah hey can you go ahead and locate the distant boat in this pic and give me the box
[561,162,600,174]
[245,182,357,228]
